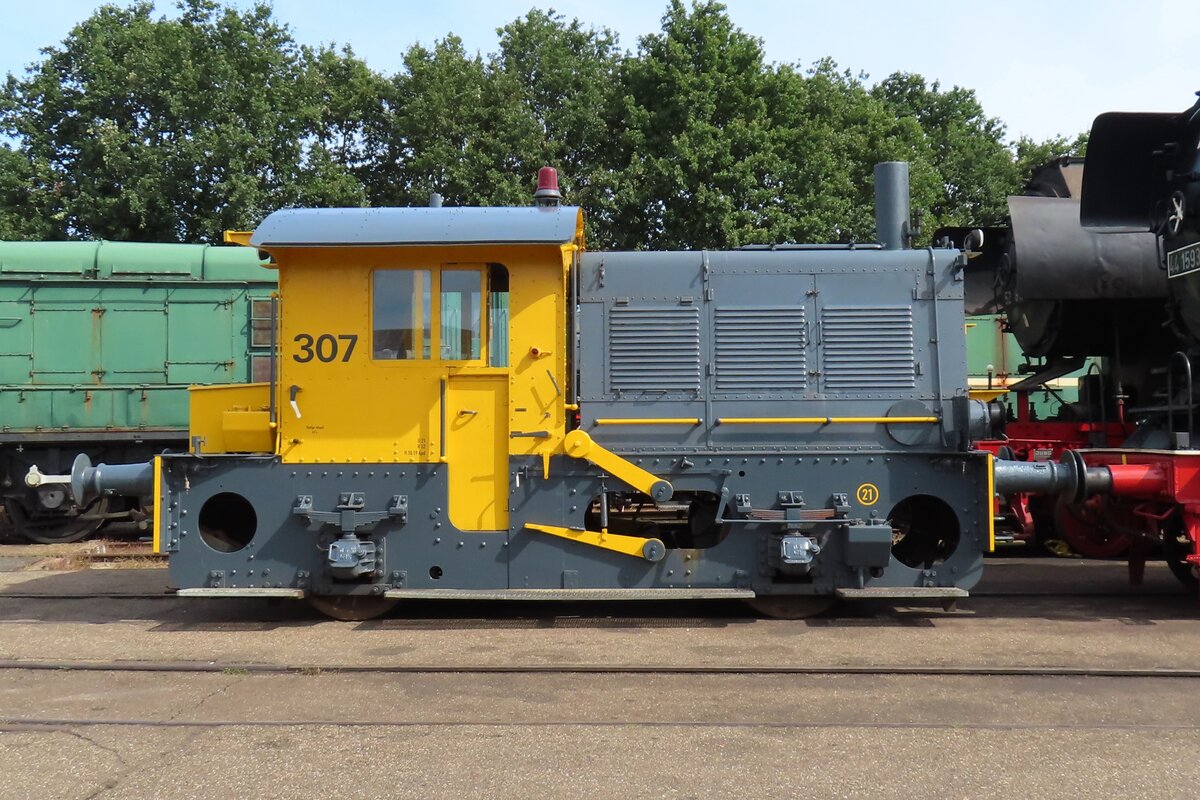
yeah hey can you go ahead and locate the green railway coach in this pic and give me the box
[0,240,276,542]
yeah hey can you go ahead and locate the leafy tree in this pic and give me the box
[0,0,366,242]
[768,59,938,245]
[0,0,1093,249]
[364,36,542,209]
[306,44,391,177]
[1012,132,1089,187]
[495,10,625,243]
[600,3,941,249]
[871,72,1018,229]
[0,146,60,240]
[612,0,788,249]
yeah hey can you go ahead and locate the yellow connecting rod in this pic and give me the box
[525,523,666,562]
[562,430,673,502]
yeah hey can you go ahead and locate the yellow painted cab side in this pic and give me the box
[262,240,577,531]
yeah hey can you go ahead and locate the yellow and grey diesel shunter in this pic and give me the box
[38,163,1001,619]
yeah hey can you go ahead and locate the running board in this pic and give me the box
[384,588,755,601]
[835,587,968,600]
[177,588,306,598]
[173,586,961,602]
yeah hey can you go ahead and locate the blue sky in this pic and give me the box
[1,0,1197,142]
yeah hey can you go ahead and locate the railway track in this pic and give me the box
[0,539,159,564]
[6,717,1199,733]
[0,659,1197,678]
[0,587,1184,599]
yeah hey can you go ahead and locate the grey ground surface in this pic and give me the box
[0,558,1194,671]
[4,671,1199,799]
[1,555,1198,798]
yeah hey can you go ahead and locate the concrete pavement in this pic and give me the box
[2,556,1198,799]
[0,559,1195,672]
[3,670,1198,799]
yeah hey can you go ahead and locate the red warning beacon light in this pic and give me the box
[533,166,562,207]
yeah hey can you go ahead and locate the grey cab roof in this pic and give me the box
[250,206,584,248]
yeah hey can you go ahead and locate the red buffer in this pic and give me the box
[1077,451,1200,589]
[977,390,1135,555]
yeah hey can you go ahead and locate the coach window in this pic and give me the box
[441,269,484,361]
[373,269,432,359]
[248,298,275,381]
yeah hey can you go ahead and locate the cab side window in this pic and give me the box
[373,269,431,359]
[440,269,483,361]
[488,264,509,368]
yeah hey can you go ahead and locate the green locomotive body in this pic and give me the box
[0,240,275,541]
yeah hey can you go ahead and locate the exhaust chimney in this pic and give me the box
[874,161,911,250]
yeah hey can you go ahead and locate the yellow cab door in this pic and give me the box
[446,374,508,530]
[440,266,509,531]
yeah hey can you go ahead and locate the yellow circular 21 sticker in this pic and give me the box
[856,483,880,506]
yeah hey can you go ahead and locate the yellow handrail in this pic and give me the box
[593,418,702,426]
[716,416,939,425]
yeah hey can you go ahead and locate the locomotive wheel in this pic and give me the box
[745,595,835,620]
[307,595,399,621]
[1162,519,1199,592]
[1053,499,1132,559]
[4,496,110,544]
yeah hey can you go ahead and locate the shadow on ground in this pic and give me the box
[0,559,1193,630]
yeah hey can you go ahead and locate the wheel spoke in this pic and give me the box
[5,496,110,544]
[1053,499,1131,559]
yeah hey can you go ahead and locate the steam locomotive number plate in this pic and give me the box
[1167,241,1200,279]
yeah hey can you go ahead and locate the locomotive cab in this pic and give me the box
[254,206,580,535]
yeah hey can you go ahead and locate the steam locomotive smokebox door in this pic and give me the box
[447,375,509,531]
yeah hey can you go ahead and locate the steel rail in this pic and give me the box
[4,717,1199,732]
[0,589,1184,600]
[0,659,1197,679]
